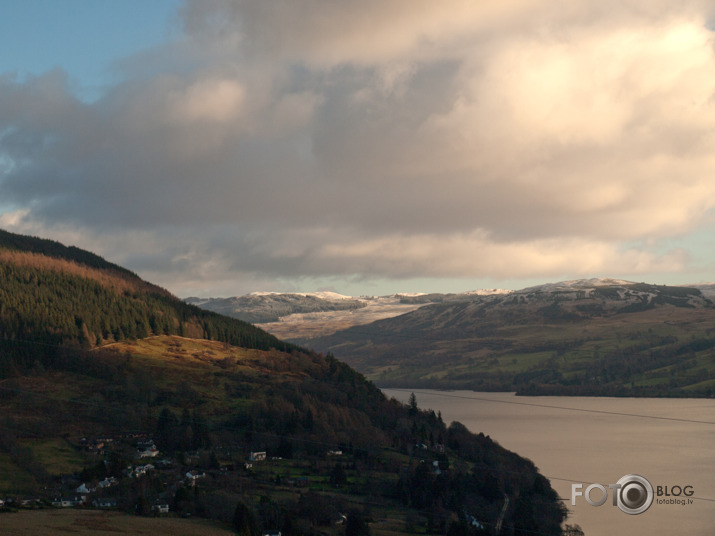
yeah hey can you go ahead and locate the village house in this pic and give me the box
[92,498,117,509]
[152,503,170,515]
[52,496,83,508]
[98,476,119,489]
[185,470,206,485]
[76,483,94,495]
[138,447,160,458]
[129,464,155,478]
[432,460,441,475]
[249,451,266,461]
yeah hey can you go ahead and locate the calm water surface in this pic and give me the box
[383,389,715,536]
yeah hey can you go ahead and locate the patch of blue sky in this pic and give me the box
[0,0,183,102]
[618,229,715,285]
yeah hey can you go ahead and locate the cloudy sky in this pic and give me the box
[1,0,715,297]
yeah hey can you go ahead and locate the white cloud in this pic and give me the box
[168,77,245,124]
[1,0,715,294]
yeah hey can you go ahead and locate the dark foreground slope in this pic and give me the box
[0,229,568,536]
[305,280,715,397]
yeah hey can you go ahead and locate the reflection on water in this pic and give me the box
[383,389,715,536]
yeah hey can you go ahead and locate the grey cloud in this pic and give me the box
[1,0,714,292]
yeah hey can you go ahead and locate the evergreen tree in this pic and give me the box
[408,392,418,415]
[345,509,370,536]
[233,501,258,536]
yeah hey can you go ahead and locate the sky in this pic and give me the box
[1,0,715,298]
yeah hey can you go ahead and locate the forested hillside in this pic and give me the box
[0,230,299,375]
[0,229,570,535]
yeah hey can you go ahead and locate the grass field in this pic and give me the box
[0,454,36,495]
[0,509,235,536]
[22,438,85,476]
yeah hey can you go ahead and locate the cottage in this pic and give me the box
[249,451,266,461]
[185,470,206,484]
[76,483,93,494]
[132,464,155,477]
[432,460,441,475]
[53,496,83,508]
[138,447,160,458]
[99,477,119,488]
[153,503,170,514]
[93,498,117,509]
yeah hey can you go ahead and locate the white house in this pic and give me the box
[53,496,83,508]
[185,470,206,484]
[98,477,119,488]
[76,483,92,494]
[138,448,160,458]
[432,460,441,475]
[153,503,170,514]
[132,464,155,477]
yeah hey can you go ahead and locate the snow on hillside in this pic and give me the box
[519,278,634,293]
[684,283,715,299]
[248,291,355,301]
[464,288,513,296]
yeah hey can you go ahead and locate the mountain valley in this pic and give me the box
[203,280,715,397]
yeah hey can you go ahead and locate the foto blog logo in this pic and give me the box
[571,474,654,515]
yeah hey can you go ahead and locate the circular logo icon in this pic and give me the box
[616,474,654,515]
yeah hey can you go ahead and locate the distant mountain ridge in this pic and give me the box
[186,288,517,321]
[300,278,715,397]
[185,292,367,323]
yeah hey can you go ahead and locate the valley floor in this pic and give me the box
[0,509,235,536]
